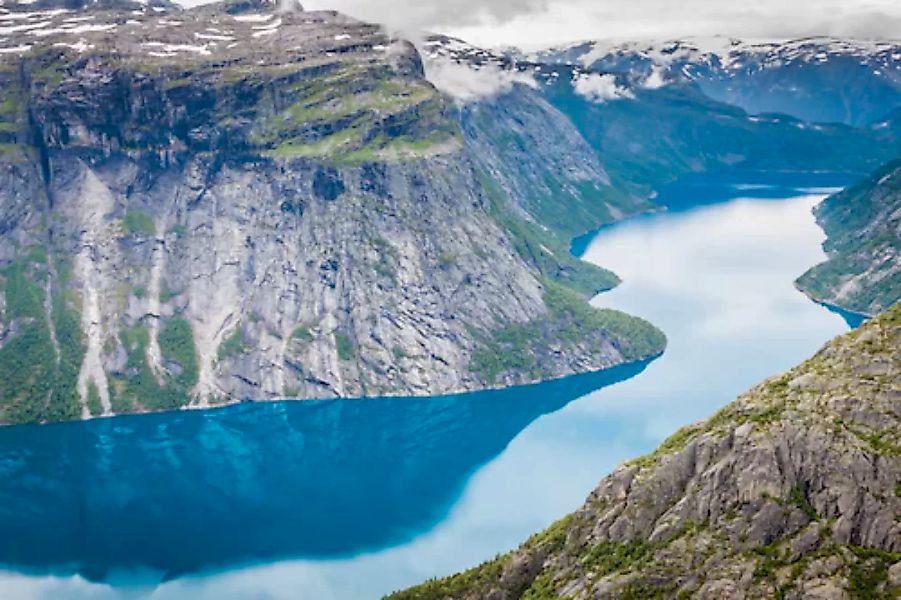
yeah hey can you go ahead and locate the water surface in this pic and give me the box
[0,176,854,599]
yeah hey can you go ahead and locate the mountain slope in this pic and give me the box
[797,159,901,316]
[536,37,901,126]
[0,0,664,424]
[428,37,900,200]
[391,304,901,599]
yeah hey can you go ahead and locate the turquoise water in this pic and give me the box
[0,177,856,599]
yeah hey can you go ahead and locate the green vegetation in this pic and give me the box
[582,540,652,577]
[0,251,86,424]
[217,327,246,362]
[470,280,665,384]
[158,318,199,390]
[335,332,356,361]
[251,65,460,164]
[789,485,820,522]
[111,317,199,412]
[86,380,103,417]
[470,109,649,240]
[479,170,619,297]
[292,325,314,342]
[847,546,899,599]
[385,554,509,600]
[122,209,156,238]
[371,236,398,280]
[796,159,900,315]
[255,66,460,163]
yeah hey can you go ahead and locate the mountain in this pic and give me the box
[797,159,901,316]
[534,37,901,126]
[0,0,664,424]
[426,36,900,198]
[390,304,901,600]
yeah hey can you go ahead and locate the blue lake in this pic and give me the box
[0,175,858,599]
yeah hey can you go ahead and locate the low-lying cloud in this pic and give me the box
[423,58,538,103]
[572,73,633,103]
[295,0,901,49]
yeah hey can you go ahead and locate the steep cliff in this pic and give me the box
[797,159,901,316]
[0,0,664,424]
[391,304,901,599]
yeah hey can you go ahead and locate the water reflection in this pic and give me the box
[0,361,651,582]
[0,174,856,599]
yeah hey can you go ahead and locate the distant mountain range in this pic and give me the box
[531,37,900,126]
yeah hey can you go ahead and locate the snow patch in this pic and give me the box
[0,43,30,53]
[53,39,92,52]
[143,41,211,55]
[30,23,117,37]
[195,32,234,41]
[233,13,274,23]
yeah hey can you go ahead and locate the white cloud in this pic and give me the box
[641,66,667,89]
[291,0,901,49]
[572,73,633,103]
[423,58,538,103]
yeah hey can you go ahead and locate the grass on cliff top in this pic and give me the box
[255,65,461,163]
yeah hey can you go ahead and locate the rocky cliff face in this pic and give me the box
[0,0,665,424]
[797,159,901,317]
[391,304,901,600]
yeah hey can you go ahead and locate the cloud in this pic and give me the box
[292,0,901,48]
[641,66,667,90]
[572,73,633,103]
[423,58,538,103]
[301,0,549,34]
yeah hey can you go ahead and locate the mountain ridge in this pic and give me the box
[796,158,901,317]
[390,303,901,600]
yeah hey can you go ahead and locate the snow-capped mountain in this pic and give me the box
[532,37,901,125]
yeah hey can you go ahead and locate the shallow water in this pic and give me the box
[0,176,856,599]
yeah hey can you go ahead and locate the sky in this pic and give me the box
[295,0,901,49]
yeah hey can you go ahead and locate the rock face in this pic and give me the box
[391,305,901,600]
[797,159,901,316]
[0,0,664,423]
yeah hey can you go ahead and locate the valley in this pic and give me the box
[0,0,898,598]
[0,174,862,598]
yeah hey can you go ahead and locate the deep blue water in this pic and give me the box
[0,176,857,599]
[0,361,649,582]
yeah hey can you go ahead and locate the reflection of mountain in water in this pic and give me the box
[0,360,651,582]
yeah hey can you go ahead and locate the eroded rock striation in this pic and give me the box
[391,304,901,599]
[0,0,664,423]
